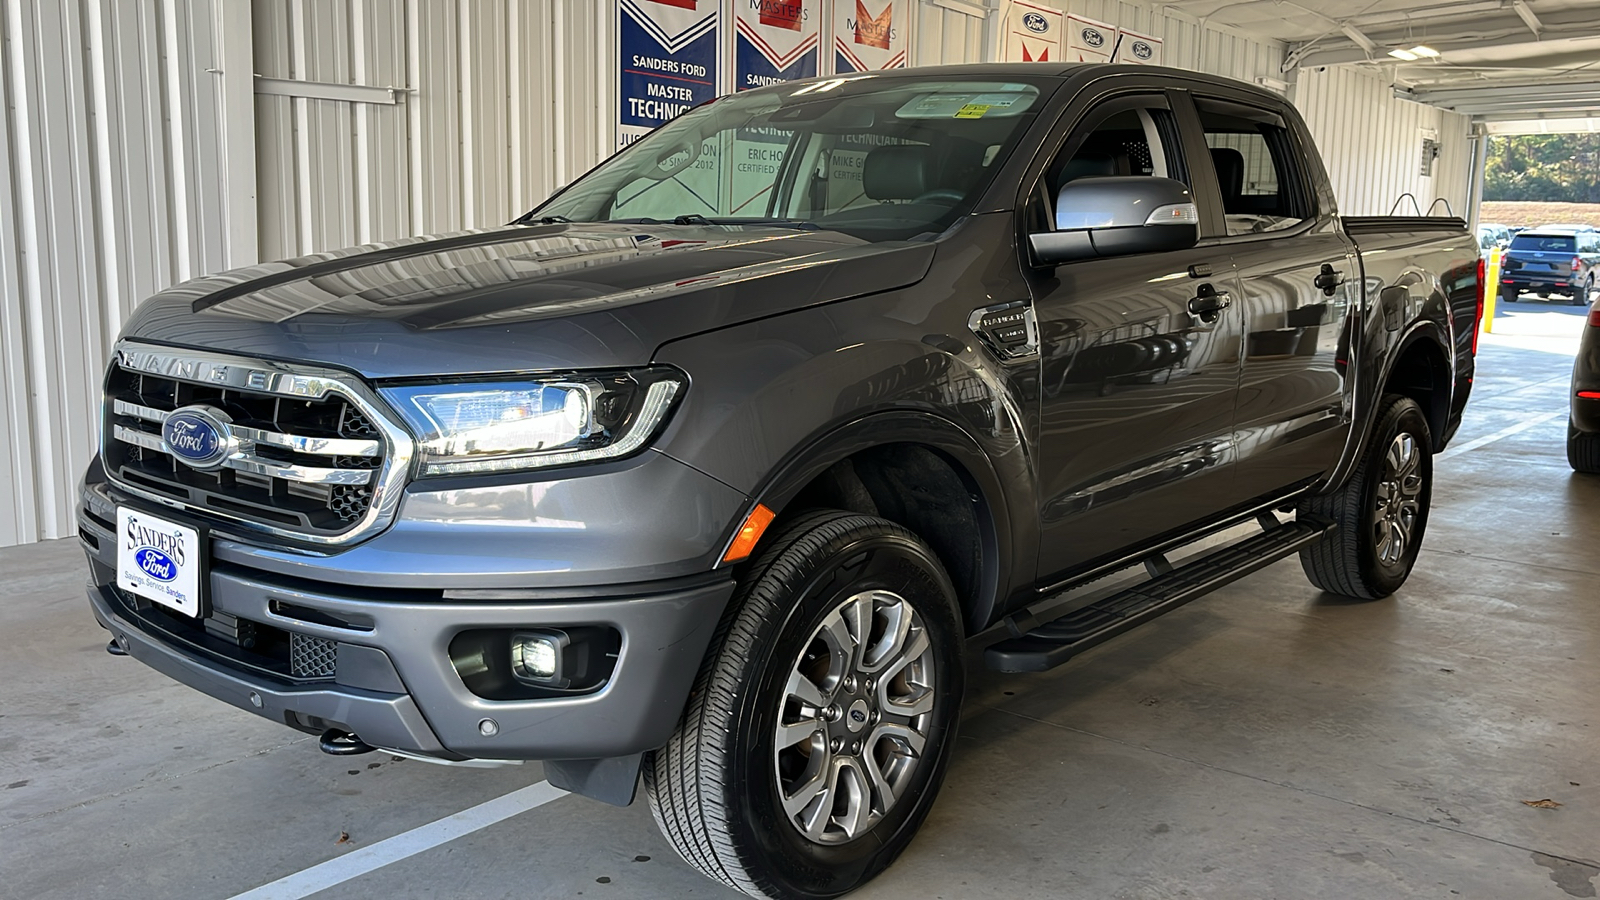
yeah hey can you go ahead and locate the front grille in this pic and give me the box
[102,346,402,541]
[290,633,339,678]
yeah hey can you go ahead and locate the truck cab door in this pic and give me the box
[1182,93,1357,503]
[1019,91,1244,584]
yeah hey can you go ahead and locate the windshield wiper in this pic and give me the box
[607,216,823,231]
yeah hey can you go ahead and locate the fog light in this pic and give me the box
[511,630,569,687]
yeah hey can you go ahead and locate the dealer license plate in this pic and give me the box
[116,507,203,618]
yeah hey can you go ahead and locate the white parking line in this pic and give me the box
[1437,410,1565,461]
[225,780,568,900]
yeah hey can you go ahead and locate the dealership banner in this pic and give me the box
[734,0,821,91]
[1066,13,1116,63]
[1112,27,1163,65]
[1002,1,1063,63]
[617,0,721,148]
[832,0,906,73]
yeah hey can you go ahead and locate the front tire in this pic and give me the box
[645,511,965,900]
[1298,394,1433,600]
[1570,419,1600,473]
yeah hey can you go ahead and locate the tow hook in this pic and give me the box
[319,729,377,756]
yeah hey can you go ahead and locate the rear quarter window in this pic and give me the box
[1510,234,1576,252]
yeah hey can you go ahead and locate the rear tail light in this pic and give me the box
[1589,308,1600,328]
[1472,256,1485,355]
[1575,256,1584,273]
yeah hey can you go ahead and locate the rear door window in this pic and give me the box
[1510,234,1577,253]
[1193,97,1313,237]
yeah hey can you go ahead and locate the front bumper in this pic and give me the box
[80,470,738,762]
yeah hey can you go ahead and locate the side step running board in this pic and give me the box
[985,514,1336,673]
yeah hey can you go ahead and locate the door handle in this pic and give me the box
[1188,283,1232,320]
[1315,263,1346,297]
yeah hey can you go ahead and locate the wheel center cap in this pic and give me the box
[845,699,870,733]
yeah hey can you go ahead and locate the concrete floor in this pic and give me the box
[3,305,1597,899]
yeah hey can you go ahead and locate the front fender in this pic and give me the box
[652,306,1039,630]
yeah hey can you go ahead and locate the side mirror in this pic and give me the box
[1029,176,1200,265]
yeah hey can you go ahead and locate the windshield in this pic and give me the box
[530,77,1050,241]
[1510,234,1576,252]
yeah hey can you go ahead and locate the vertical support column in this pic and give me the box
[1466,126,1487,232]
[214,0,257,268]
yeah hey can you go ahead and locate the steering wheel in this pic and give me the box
[911,189,965,205]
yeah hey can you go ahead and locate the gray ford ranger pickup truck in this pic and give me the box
[81,64,1482,899]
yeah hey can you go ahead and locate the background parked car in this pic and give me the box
[1478,222,1512,251]
[1500,228,1600,306]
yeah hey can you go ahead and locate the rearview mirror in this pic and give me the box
[1029,176,1199,265]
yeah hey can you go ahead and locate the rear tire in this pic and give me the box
[1569,419,1600,474]
[645,510,965,900]
[1298,394,1433,600]
[1574,276,1592,306]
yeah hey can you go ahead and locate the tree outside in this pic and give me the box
[1485,134,1600,203]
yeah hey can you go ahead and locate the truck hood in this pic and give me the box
[120,223,936,379]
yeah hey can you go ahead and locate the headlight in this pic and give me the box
[381,368,683,476]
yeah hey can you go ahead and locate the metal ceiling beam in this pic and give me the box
[1289,9,1600,69]
[1481,116,1600,134]
[1511,0,1543,39]
[1447,98,1600,115]
[1336,0,1502,28]
[1338,22,1376,54]
[1401,81,1600,105]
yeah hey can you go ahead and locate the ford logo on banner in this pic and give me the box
[162,406,233,469]
[1132,40,1154,60]
[135,547,178,582]
[1022,12,1049,33]
[1082,27,1105,47]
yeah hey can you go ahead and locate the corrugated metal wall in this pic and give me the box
[1007,0,1286,84]
[913,0,989,67]
[1294,65,1473,218]
[0,0,1476,548]
[0,0,242,548]
[252,0,614,262]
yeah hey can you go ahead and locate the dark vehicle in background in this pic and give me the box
[79,64,1481,899]
[1501,228,1600,305]
[1572,300,1600,472]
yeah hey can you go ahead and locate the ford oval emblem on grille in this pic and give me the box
[162,406,234,469]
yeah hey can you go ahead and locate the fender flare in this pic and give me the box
[713,409,1031,632]
[1319,319,1453,494]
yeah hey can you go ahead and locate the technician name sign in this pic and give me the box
[618,0,720,148]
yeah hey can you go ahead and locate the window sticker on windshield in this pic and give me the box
[896,88,1037,119]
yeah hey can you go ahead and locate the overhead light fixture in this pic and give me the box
[1389,45,1439,60]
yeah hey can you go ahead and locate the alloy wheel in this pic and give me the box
[773,589,936,845]
[1373,432,1423,566]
